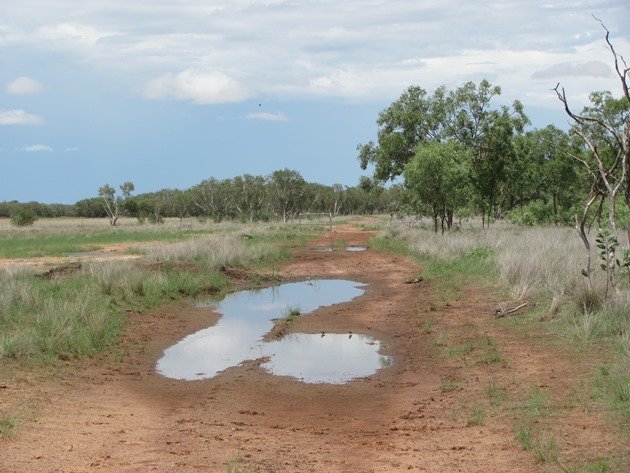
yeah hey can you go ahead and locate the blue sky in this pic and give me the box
[1,0,628,203]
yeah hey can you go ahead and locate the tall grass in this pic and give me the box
[0,222,314,361]
[379,219,630,429]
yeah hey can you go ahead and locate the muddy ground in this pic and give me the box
[0,223,624,472]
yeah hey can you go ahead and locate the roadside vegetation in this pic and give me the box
[373,217,629,469]
[0,219,316,363]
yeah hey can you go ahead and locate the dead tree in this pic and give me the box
[553,18,629,294]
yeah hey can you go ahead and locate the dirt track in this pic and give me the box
[0,223,623,472]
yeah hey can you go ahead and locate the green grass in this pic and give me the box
[515,424,559,463]
[560,459,611,473]
[0,416,17,438]
[486,380,507,407]
[593,360,630,431]
[466,405,486,426]
[0,223,315,362]
[444,341,475,359]
[440,378,461,393]
[0,228,218,259]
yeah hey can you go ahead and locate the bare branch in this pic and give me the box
[595,16,630,104]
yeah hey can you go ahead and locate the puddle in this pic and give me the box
[262,333,392,384]
[156,279,391,383]
[310,246,335,252]
[309,246,367,252]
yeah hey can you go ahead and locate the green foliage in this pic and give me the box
[10,208,38,227]
[466,406,485,426]
[404,141,472,233]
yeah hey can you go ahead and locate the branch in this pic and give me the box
[552,84,623,149]
[595,16,630,104]
[494,301,530,318]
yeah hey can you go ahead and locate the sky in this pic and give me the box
[1,0,629,204]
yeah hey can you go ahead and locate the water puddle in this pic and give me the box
[310,246,335,252]
[156,279,391,384]
[309,246,367,252]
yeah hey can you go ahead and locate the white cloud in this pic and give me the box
[145,69,249,104]
[246,112,288,122]
[532,61,611,79]
[37,22,116,47]
[0,0,628,111]
[64,147,80,152]
[0,109,43,125]
[7,76,43,95]
[21,144,53,152]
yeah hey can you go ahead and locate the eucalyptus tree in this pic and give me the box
[190,177,230,221]
[404,141,472,233]
[358,79,528,226]
[267,169,306,222]
[231,174,267,222]
[98,181,134,226]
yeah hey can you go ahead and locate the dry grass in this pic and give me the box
[387,221,614,311]
[145,234,268,265]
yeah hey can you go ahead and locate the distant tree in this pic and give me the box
[98,181,135,226]
[10,208,37,227]
[358,79,528,226]
[404,141,472,233]
[75,197,109,218]
[268,169,306,222]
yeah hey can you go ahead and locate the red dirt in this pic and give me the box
[0,223,625,472]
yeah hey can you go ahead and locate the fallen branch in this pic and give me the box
[494,301,530,318]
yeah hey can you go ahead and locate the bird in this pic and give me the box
[348,330,353,339]
[321,332,325,338]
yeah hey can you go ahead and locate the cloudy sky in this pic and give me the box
[1,0,628,203]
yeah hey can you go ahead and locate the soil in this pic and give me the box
[0,221,625,472]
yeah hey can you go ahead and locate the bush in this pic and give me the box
[10,209,38,227]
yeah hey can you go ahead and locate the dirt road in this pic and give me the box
[0,223,622,471]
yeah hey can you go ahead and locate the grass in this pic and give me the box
[515,424,559,463]
[0,221,316,362]
[444,341,475,359]
[440,377,461,393]
[0,416,17,438]
[268,306,302,339]
[560,459,611,473]
[486,380,507,407]
[0,225,217,259]
[376,219,630,436]
[466,405,486,426]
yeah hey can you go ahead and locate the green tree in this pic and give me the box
[98,181,134,226]
[268,169,306,222]
[404,141,472,233]
[10,208,38,227]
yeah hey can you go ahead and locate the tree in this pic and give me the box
[554,19,630,293]
[404,141,472,233]
[98,181,135,226]
[357,85,449,182]
[268,169,306,222]
[10,208,37,227]
[358,79,528,227]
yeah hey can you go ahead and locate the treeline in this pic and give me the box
[358,79,629,232]
[1,170,401,224]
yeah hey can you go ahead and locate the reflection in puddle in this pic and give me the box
[262,333,392,384]
[345,246,367,252]
[156,279,391,383]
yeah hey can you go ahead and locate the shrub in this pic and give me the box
[10,209,38,227]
